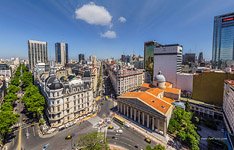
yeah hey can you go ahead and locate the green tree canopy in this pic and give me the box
[76,132,108,150]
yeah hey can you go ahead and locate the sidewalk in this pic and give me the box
[38,113,97,138]
[114,113,168,147]
[109,144,127,150]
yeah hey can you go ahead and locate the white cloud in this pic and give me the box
[75,2,112,26]
[118,16,126,23]
[101,30,116,39]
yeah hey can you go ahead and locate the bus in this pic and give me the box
[113,116,125,125]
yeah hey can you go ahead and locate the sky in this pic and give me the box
[0,0,234,60]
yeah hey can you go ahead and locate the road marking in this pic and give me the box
[17,126,22,150]
[33,126,36,136]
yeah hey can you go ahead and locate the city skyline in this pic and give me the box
[1,0,234,60]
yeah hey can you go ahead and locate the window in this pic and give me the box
[67,103,69,108]
[57,106,60,111]
[57,100,59,104]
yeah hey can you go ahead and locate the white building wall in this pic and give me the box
[223,82,234,133]
[176,73,193,92]
[154,55,177,86]
[154,45,182,86]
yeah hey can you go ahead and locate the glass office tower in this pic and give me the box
[144,41,160,82]
[212,12,234,68]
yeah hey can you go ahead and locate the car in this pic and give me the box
[116,129,123,133]
[108,125,114,129]
[42,143,49,150]
[65,135,72,140]
[124,123,130,128]
[112,136,118,140]
[145,137,151,143]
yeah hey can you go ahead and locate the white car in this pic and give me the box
[124,124,130,128]
[116,129,123,133]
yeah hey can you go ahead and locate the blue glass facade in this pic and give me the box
[55,42,68,65]
[212,12,234,67]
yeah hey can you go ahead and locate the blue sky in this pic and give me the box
[0,0,234,60]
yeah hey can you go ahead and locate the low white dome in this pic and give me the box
[155,71,166,83]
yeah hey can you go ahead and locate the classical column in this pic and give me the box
[120,103,123,113]
[126,106,129,117]
[117,103,120,112]
[152,117,155,131]
[142,112,145,126]
[123,104,126,115]
[130,107,133,119]
[157,119,160,131]
[138,111,140,123]
[163,121,167,136]
[134,109,137,121]
[147,114,150,128]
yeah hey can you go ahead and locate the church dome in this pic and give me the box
[155,71,166,83]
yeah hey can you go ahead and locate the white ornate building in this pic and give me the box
[38,71,96,128]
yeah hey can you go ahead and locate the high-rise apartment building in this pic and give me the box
[183,53,196,65]
[28,40,48,70]
[144,41,161,82]
[212,12,234,67]
[153,44,183,86]
[223,80,234,134]
[55,42,68,66]
[78,54,85,64]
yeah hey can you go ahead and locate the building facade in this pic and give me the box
[154,44,183,86]
[117,72,181,137]
[78,54,85,64]
[38,72,96,128]
[212,12,234,67]
[0,64,11,78]
[223,80,234,134]
[55,42,68,66]
[183,53,196,65]
[107,64,144,95]
[144,41,160,82]
[28,40,48,70]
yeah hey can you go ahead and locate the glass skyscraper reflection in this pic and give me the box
[212,12,234,68]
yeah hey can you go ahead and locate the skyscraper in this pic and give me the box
[183,53,196,65]
[78,54,85,64]
[153,44,183,86]
[55,42,68,66]
[198,52,204,63]
[144,41,161,82]
[212,12,234,67]
[28,40,48,70]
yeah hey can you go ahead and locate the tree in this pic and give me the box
[76,132,109,150]
[4,93,17,103]
[0,111,18,144]
[145,144,165,150]
[153,144,166,150]
[7,85,20,94]
[185,100,191,112]
[168,107,200,150]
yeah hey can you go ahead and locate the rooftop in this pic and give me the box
[225,80,234,87]
[165,88,181,95]
[146,88,163,96]
[120,92,172,115]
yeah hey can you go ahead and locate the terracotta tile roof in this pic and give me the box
[146,88,163,96]
[162,97,174,104]
[165,82,172,88]
[120,92,172,115]
[225,80,234,86]
[165,88,181,95]
[141,83,152,89]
